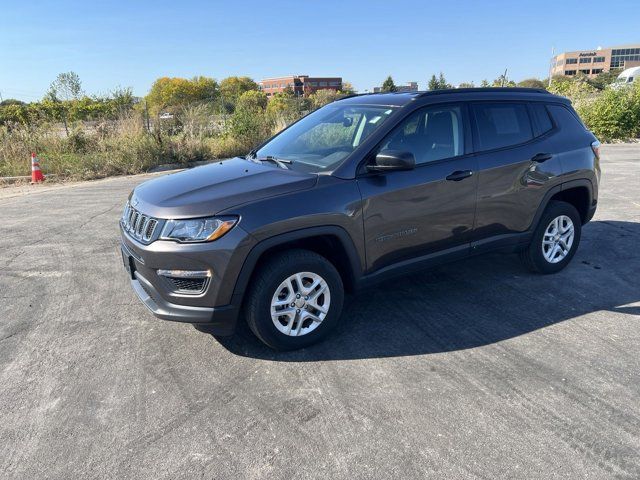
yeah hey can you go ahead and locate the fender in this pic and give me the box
[230,225,363,302]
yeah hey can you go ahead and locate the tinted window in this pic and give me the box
[472,103,533,150]
[547,104,587,132]
[380,105,464,164]
[530,103,553,136]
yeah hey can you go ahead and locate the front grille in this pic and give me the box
[165,276,209,294]
[121,202,160,243]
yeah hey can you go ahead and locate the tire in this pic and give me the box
[244,249,344,350]
[520,200,582,274]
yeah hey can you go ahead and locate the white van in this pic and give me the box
[613,66,640,88]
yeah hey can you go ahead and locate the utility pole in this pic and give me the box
[501,68,508,87]
[144,100,150,132]
[548,46,555,88]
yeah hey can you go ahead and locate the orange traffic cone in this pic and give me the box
[31,153,45,183]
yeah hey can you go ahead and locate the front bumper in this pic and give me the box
[129,269,238,335]
[120,222,254,335]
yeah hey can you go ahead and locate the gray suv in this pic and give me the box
[120,88,600,350]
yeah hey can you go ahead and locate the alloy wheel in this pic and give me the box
[270,272,331,337]
[542,215,575,263]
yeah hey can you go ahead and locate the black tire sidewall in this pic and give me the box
[246,251,344,350]
[529,201,582,274]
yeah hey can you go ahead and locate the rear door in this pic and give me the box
[358,103,478,272]
[470,101,563,242]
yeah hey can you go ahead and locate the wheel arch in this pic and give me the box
[232,226,363,303]
[530,179,593,231]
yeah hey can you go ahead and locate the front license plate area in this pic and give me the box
[121,247,136,279]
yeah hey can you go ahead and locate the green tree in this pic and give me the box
[480,79,490,87]
[309,89,341,108]
[45,71,84,135]
[109,86,136,116]
[0,98,25,107]
[428,72,451,90]
[587,70,620,90]
[381,76,397,92]
[219,76,258,109]
[236,90,268,111]
[146,76,218,116]
[517,78,546,89]
[576,83,639,141]
[491,73,516,87]
[341,81,355,95]
[229,90,272,150]
[458,82,475,88]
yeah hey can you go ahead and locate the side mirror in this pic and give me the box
[367,150,415,172]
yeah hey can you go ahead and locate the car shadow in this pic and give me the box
[213,220,639,361]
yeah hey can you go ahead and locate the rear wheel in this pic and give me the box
[245,249,344,350]
[520,200,582,274]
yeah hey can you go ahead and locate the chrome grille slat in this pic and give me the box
[121,202,160,243]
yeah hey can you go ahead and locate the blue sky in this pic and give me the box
[1,0,638,101]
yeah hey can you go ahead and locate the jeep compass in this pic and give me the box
[120,88,600,350]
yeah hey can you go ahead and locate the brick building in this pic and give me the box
[259,75,342,97]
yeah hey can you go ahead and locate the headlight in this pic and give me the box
[160,216,238,243]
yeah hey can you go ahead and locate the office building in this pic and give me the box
[551,45,640,78]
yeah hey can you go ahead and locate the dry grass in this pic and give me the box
[0,113,250,180]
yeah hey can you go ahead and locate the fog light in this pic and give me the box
[157,269,211,278]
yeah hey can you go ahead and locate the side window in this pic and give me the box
[380,105,464,164]
[547,104,588,133]
[529,103,553,136]
[472,103,533,151]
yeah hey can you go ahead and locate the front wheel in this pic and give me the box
[520,200,582,274]
[244,249,344,350]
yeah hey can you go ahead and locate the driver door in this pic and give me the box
[357,104,478,272]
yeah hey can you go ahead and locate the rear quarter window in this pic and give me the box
[529,103,553,136]
[472,103,533,151]
[547,104,588,133]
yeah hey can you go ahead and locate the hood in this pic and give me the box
[131,158,317,218]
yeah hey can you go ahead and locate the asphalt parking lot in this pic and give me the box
[1,144,639,479]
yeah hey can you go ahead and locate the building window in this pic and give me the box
[329,81,341,87]
[593,56,605,63]
[610,48,640,68]
[310,82,318,87]
[579,69,591,74]
[565,58,578,65]
[579,57,592,63]
[564,70,577,76]
[592,69,603,74]
[319,82,328,87]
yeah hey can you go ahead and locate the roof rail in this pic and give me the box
[418,87,549,97]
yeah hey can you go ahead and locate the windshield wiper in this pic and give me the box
[252,155,293,169]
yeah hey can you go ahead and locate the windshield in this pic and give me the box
[254,103,396,173]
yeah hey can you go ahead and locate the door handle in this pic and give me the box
[446,170,474,181]
[531,153,553,163]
